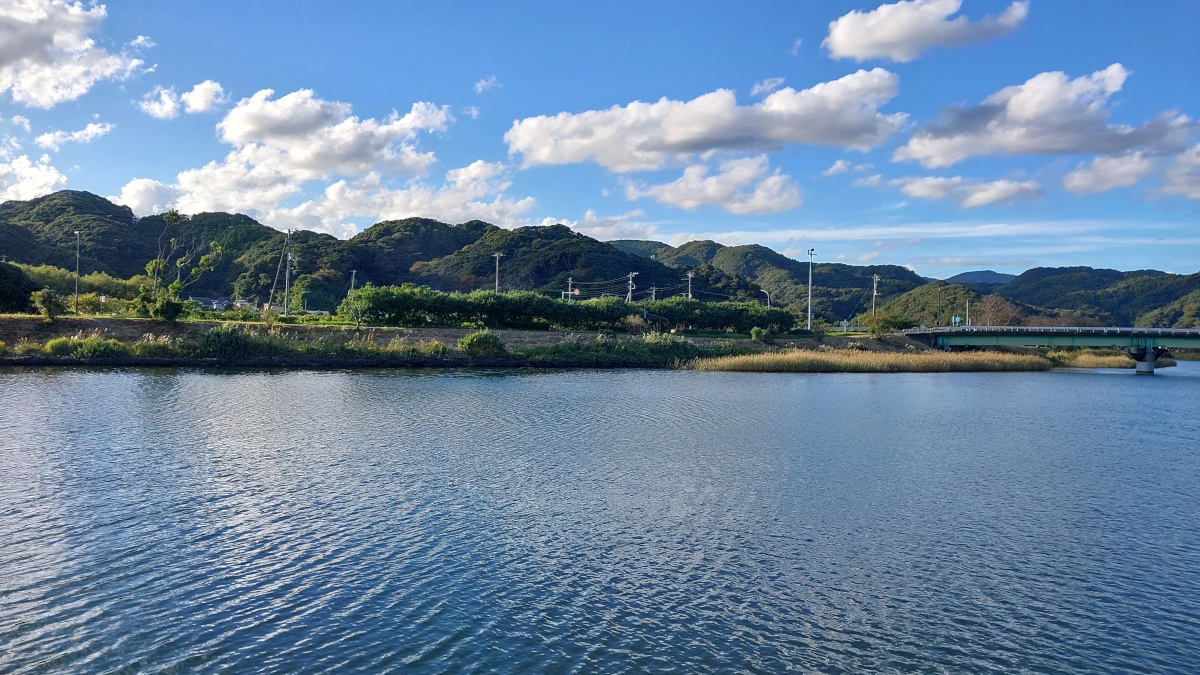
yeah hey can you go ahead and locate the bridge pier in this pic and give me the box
[1125,347,1169,375]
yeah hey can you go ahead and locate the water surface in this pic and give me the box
[2,364,1199,672]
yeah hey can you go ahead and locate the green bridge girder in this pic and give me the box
[903,327,1200,350]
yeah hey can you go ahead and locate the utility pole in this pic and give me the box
[283,230,293,316]
[806,248,815,331]
[872,274,880,316]
[762,289,770,308]
[626,272,638,302]
[567,277,573,302]
[350,269,356,293]
[74,230,81,314]
[966,298,970,327]
[650,285,656,301]
[493,252,505,293]
[687,271,694,299]
[936,284,942,327]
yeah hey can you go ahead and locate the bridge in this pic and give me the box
[903,326,1200,374]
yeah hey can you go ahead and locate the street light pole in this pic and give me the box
[74,230,80,314]
[493,252,505,293]
[806,248,815,331]
[872,274,880,316]
[762,289,770,308]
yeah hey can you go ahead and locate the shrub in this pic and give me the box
[416,339,447,357]
[750,326,774,344]
[15,340,43,355]
[72,336,129,359]
[152,297,184,324]
[45,337,74,355]
[133,334,182,357]
[459,330,507,357]
[189,325,290,360]
[32,288,65,322]
[0,340,7,356]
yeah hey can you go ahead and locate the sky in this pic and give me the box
[1,0,1199,279]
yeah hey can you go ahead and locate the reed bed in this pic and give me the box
[692,348,1052,373]
[1048,350,1175,369]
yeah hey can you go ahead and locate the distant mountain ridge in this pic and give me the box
[2,191,1196,327]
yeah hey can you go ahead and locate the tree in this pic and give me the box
[31,288,65,322]
[976,294,1022,326]
[0,262,39,313]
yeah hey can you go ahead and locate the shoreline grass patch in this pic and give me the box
[693,348,1052,373]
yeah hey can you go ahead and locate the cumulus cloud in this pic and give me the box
[1160,144,1200,200]
[0,142,66,199]
[894,64,1195,167]
[462,105,480,119]
[889,175,1041,207]
[506,69,907,172]
[474,75,501,94]
[822,159,852,176]
[34,121,113,150]
[112,89,527,236]
[9,115,30,132]
[1063,153,1154,194]
[266,161,535,237]
[126,34,154,51]
[0,0,143,108]
[138,85,179,119]
[625,155,802,214]
[544,209,657,241]
[750,77,785,96]
[181,80,227,113]
[824,0,1028,62]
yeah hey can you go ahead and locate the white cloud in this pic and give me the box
[545,209,657,240]
[1160,144,1200,200]
[0,0,143,108]
[0,150,66,199]
[9,115,30,132]
[34,121,113,150]
[266,161,535,237]
[750,77,785,96]
[889,176,1042,207]
[462,105,480,119]
[181,80,228,113]
[824,0,1029,62]
[822,159,852,176]
[138,85,179,119]
[110,177,177,215]
[112,89,526,237]
[1063,152,1154,194]
[625,155,802,214]
[126,35,155,51]
[894,64,1195,167]
[788,38,803,56]
[853,173,883,187]
[474,75,501,94]
[506,69,907,172]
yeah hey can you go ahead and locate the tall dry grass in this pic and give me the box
[692,348,1052,373]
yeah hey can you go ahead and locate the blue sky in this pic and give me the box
[2,0,1199,278]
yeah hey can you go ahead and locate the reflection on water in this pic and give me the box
[2,364,1199,672]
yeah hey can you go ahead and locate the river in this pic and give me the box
[2,364,1199,672]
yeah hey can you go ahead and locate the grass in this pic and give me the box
[517,333,744,368]
[1047,349,1176,369]
[692,348,1052,373]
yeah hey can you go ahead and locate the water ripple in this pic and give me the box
[2,365,1200,672]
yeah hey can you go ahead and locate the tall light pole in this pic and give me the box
[283,230,293,316]
[74,230,80,314]
[806,248,815,331]
[762,289,770,308]
[686,271,694,299]
[871,274,880,316]
[493,252,505,293]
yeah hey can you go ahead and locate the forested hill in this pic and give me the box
[4,191,1197,325]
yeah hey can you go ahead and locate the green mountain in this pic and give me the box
[607,239,674,259]
[996,266,1200,326]
[945,270,1015,285]
[412,224,758,299]
[638,238,924,321]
